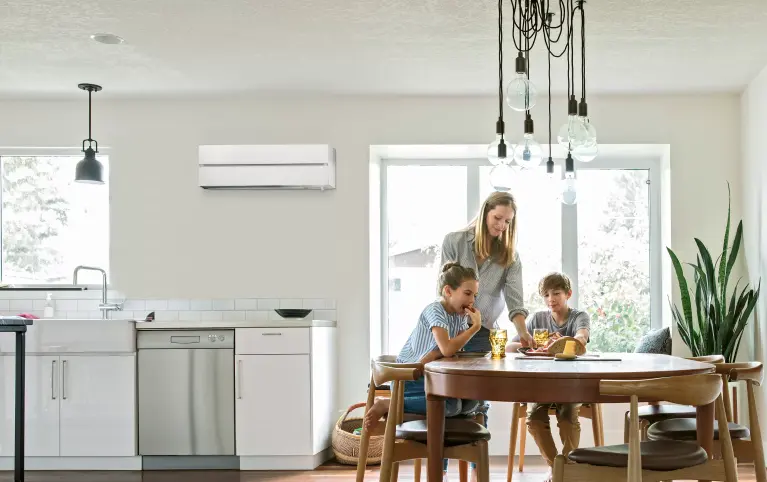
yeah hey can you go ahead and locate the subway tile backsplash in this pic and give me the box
[0,290,336,323]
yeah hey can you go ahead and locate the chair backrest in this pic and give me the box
[600,373,722,407]
[371,358,424,387]
[715,361,764,385]
[687,354,725,364]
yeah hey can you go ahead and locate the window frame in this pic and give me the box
[0,147,111,289]
[379,155,662,354]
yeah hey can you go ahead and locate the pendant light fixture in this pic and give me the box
[75,83,104,184]
[486,0,598,187]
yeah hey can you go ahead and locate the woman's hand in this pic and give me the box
[518,330,534,347]
[464,306,482,331]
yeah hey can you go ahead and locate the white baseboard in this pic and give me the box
[0,456,142,470]
[239,448,333,470]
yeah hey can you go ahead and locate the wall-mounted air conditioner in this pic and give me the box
[198,144,336,190]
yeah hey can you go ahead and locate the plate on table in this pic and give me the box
[517,347,553,357]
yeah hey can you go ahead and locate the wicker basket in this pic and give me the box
[332,402,385,466]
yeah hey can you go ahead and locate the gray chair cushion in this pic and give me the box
[568,440,708,471]
[634,327,672,355]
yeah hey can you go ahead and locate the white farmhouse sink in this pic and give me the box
[0,318,136,354]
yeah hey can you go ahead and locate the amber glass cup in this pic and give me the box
[489,329,508,359]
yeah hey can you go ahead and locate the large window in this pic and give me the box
[0,155,109,285]
[381,157,659,354]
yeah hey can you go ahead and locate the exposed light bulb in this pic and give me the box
[505,72,537,112]
[487,136,511,166]
[557,116,589,149]
[561,172,577,205]
[489,164,515,192]
[573,142,599,163]
[513,134,543,169]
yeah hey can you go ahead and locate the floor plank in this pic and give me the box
[0,457,758,482]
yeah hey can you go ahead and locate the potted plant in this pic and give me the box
[667,183,760,424]
[667,183,761,364]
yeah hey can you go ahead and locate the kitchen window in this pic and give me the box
[380,155,661,354]
[0,154,110,285]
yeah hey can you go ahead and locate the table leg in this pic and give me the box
[696,401,715,482]
[427,395,445,482]
[15,331,25,482]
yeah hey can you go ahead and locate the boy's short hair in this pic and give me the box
[538,272,572,297]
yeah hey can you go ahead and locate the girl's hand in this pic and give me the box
[464,306,481,330]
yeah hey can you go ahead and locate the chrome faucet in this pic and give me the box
[73,265,123,319]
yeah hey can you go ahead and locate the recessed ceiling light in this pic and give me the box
[90,33,124,45]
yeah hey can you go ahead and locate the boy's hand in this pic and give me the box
[464,306,482,331]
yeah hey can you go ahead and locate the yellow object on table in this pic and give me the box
[489,329,508,359]
[562,339,577,356]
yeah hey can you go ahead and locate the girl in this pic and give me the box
[439,191,532,351]
[364,262,487,480]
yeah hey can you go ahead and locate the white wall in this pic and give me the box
[0,93,743,453]
[741,64,767,446]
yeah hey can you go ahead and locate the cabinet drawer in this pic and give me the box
[235,328,310,355]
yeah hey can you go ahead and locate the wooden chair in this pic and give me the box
[355,357,490,482]
[506,402,604,481]
[553,373,737,482]
[622,354,725,442]
[646,361,765,482]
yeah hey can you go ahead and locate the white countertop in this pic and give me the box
[134,319,336,330]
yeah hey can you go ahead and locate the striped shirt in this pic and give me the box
[397,301,469,363]
[439,229,528,330]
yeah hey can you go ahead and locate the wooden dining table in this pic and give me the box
[424,353,717,482]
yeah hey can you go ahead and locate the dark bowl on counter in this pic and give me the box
[275,308,313,319]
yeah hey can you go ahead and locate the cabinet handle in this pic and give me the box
[51,360,57,399]
[62,360,67,400]
[236,359,242,399]
[261,333,282,336]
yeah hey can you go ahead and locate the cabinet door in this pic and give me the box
[59,355,136,456]
[0,355,60,456]
[235,354,311,455]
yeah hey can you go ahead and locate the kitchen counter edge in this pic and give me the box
[134,319,336,330]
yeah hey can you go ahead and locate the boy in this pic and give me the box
[507,272,590,481]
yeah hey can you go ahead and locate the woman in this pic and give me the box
[439,191,532,351]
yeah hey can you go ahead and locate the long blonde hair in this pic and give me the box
[467,191,518,268]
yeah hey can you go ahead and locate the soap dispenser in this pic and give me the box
[43,293,54,318]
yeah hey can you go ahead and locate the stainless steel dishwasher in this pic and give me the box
[137,329,235,468]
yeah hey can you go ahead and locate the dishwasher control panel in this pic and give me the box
[137,329,235,349]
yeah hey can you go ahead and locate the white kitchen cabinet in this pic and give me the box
[59,355,136,456]
[0,356,60,457]
[235,326,337,470]
[0,354,136,459]
[235,354,311,455]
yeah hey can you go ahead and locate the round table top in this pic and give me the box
[424,353,716,379]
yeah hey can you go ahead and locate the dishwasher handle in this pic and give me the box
[170,336,201,344]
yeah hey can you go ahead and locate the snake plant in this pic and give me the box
[667,183,761,363]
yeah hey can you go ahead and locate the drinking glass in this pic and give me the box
[533,328,549,347]
[489,329,508,359]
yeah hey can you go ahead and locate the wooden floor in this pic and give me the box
[0,458,758,482]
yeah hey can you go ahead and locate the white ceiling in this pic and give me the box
[2,0,766,98]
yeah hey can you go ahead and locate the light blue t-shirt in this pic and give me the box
[397,300,469,363]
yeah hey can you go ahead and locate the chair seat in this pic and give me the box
[630,404,697,424]
[568,440,708,471]
[396,419,491,447]
[647,418,750,441]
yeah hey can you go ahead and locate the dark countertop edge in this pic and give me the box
[0,287,88,291]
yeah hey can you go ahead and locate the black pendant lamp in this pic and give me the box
[75,83,104,184]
